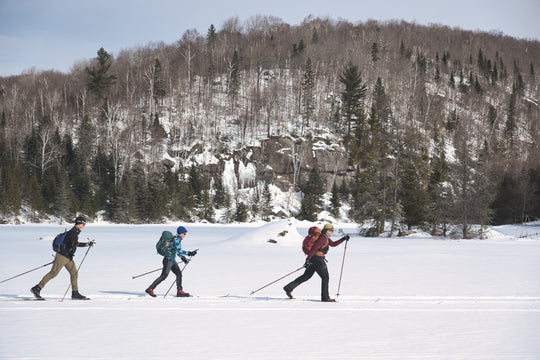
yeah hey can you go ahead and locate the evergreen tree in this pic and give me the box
[261,182,273,220]
[399,127,430,229]
[330,182,341,219]
[490,173,520,224]
[206,24,217,82]
[26,172,46,221]
[214,180,231,209]
[474,76,483,94]
[298,194,318,221]
[110,170,136,223]
[188,166,204,203]
[301,57,315,129]
[371,42,379,63]
[199,189,214,222]
[235,202,248,222]
[339,62,367,137]
[86,48,117,102]
[505,85,517,144]
[1,163,23,215]
[428,132,450,235]
[152,58,166,105]
[449,70,455,88]
[303,168,325,207]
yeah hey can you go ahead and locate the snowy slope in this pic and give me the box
[1,221,540,359]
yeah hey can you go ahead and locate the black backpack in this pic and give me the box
[52,231,67,252]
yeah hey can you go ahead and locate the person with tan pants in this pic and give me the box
[31,216,94,300]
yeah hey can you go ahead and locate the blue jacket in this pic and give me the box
[165,234,188,261]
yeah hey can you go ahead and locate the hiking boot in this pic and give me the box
[283,286,294,299]
[177,289,191,297]
[31,285,43,299]
[72,291,90,300]
[145,287,156,297]
[322,298,336,302]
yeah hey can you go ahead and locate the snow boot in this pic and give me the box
[145,287,157,297]
[321,298,336,302]
[177,289,191,297]
[72,291,90,300]
[283,286,294,299]
[31,285,43,300]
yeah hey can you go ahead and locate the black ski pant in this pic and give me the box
[284,255,330,300]
[149,258,183,290]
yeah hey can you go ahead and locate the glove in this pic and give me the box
[88,240,96,247]
[341,235,350,241]
[181,256,190,264]
[187,250,198,256]
[303,258,311,268]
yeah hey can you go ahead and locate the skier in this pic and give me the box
[145,226,197,297]
[283,223,349,302]
[31,216,95,300]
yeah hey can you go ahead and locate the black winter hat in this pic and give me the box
[75,216,86,225]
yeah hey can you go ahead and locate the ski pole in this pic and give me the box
[336,236,349,298]
[163,261,189,298]
[132,268,163,279]
[60,242,94,302]
[250,266,305,295]
[0,261,54,284]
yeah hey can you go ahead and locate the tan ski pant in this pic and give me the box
[38,253,78,291]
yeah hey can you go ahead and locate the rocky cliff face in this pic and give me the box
[177,136,350,192]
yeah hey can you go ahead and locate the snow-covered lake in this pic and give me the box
[1,220,539,359]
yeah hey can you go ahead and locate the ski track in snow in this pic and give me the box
[1,222,540,360]
[2,294,540,312]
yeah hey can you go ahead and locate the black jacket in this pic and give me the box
[58,226,89,259]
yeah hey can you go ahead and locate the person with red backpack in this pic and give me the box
[283,224,349,302]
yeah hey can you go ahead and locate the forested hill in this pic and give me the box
[1,16,539,236]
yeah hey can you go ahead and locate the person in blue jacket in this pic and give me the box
[145,226,197,297]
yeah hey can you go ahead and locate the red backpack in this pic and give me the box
[302,226,322,255]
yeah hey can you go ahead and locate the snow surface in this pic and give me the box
[1,220,540,359]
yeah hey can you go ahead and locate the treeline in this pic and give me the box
[0,16,539,235]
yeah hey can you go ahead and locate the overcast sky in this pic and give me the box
[1,0,539,77]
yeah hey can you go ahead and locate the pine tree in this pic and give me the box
[214,180,231,209]
[152,58,166,106]
[298,195,318,221]
[206,24,217,82]
[505,85,517,144]
[199,190,215,222]
[301,57,315,129]
[235,202,248,222]
[490,173,520,224]
[1,163,23,215]
[474,76,483,94]
[330,182,341,219]
[188,166,204,203]
[371,42,379,63]
[86,48,117,102]
[339,62,367,137]
[399,127,430,229]
[261,182,273,220]
[428,132,450,235]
